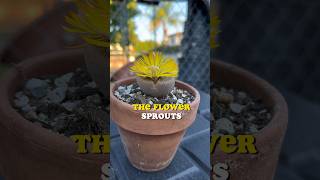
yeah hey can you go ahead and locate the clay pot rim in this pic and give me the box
[111,77,200,113]
[213,60,288,154]
[0,50,107,164]
[110,77,201,135]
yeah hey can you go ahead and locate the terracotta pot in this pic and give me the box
[0,50,108,180]
[0,2,82,64]
[212,60,288,180]
[110,77,200,172]
[111,62,134,82]
[84,45,109,97]
[136,77,175,97]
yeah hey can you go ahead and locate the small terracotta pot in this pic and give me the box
[111,62,134,82]
[212,60,288,180]
[136,76,175,97]
[0,50,108,180]
[110,77,200,172]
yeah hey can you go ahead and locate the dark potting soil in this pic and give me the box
[13,68,109,137]
[212,85,272,135]
[114,83,195,105]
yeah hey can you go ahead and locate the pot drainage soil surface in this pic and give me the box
[212,85,272,135]
[114,83,195,105]
[13,68,109,136]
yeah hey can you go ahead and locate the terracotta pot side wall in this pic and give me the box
[0,125,102,179]
[110,77,201,171]
[0,50,109,179]
[118,127,185,171]
[212,61,288,180]
[212,128,285,180]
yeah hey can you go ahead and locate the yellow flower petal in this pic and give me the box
[130,52,179,79]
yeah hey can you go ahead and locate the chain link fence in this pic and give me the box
[110,0,210,93]
[216,0,320,103]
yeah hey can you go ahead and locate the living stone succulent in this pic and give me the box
[64,0,108,96]
[130,52,179,97]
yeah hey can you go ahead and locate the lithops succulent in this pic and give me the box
[64,0,109,96]
[130,52,179,97]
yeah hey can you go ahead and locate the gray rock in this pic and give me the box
[47,87,67,103]
[249,125,259,133]
[92,109,109,123]
[127,84,133,91]
[229,103,244,114]
[21,105,35,113]
[25,78,48,98]
[124,89,131,95]
[86,82,97,88]
[177,99,184,104]
[247,115,256,122]
[53,114,68,131]
[237,91,247,101]
[216,118,235,134]
[213,85,272,135]
[38,113,48,122]
[220,87,227,92]
[171,92,178,101]
[14,94,29,108]
[117,84,132,95]
[101,163,111,180]
[236,124,244,131]
[68,87,78,93]
[25,111,38,120]
[177,89,183,94]
[54,73,74,87]
[62,101,81,112]
[86,94,102,105]
[216,91,234,104]
[114,91,120,98]
[137,94,147,104]
[117,86,126,94]
[259,109,267,114]
[114,83,195,105]
[266,113,272,119]
[15,91,24,98]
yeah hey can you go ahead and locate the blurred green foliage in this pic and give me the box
[134,40,158,53]
[148,2,180,45]
[111,0,139,47]
[111,1,182,54]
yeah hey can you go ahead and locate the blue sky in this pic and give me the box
[133,2,187,43]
